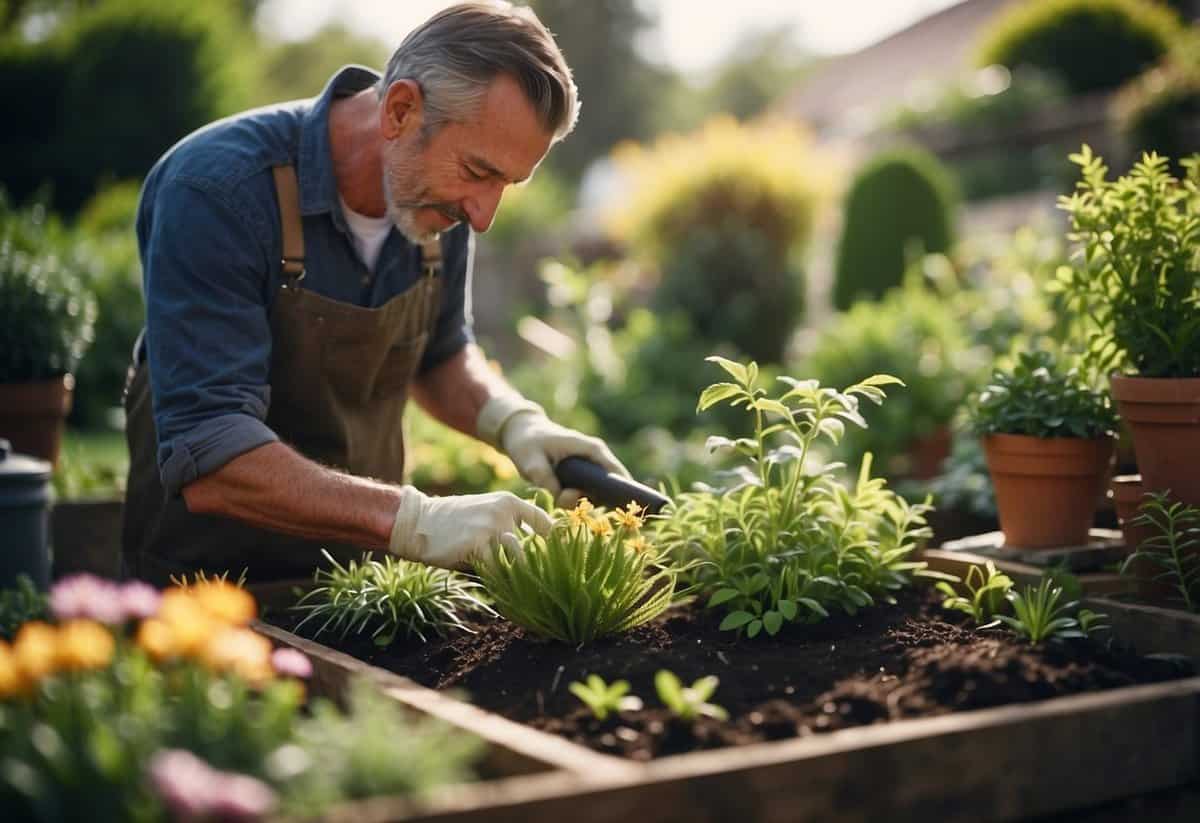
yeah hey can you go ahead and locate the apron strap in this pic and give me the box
[419,236,443,278]
[272,165,306,282]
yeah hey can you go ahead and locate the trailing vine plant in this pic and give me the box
[655,357,946,639]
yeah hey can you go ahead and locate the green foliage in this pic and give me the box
[568,674,643,721]
[833,147,958,310]
[885,66,1069,135]
[404,405,522,495]
[925,432,997,520]
[653,670,728,722]
[936,560,1014,625]
[997,578,1093,643]
[481,171,572,253]
[251,23,389,106]
[656,358,943,639]
[1121,492,1200,612]
[1053,146,1200,378]
[966,350,1118,439]
[613,119,821,362]
[977,0,1181,95]
[802,275,986,477]
[0,576,46,641]
[276,679,483,816]
[0,209,96,383]
[0,0,247,212]
[294,551,494,645]
[476,502,675,644]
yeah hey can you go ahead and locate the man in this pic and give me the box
[122,2,628,584]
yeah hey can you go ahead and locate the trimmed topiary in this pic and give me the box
[832,148,957,311]
[977,0,1181,95]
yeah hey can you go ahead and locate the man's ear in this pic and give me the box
[381,79,423,140]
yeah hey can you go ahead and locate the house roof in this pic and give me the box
[776,0,1021,135]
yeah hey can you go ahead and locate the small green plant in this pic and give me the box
[294,550,494,645]
[998,578,1089,643]
[657,357,949,640]
[476,501,675,644]
[0,575,47,641]
[1053,147,1200,378]
[568,674,644,721]
[654,670,728,722]
[966,349,1118,438]
[936,560,1014,625]
[1120,492,1200,612]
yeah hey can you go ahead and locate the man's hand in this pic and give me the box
[389,486,553,570]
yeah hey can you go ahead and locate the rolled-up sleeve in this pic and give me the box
[418,224,475,373]
[140,178,279,495]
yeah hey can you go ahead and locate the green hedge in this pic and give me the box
[977,0,1181,95]
[832,148,957,310]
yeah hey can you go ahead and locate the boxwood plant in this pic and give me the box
[476,500,676,644]
[965,349,1118,438]
[656,357,944,639]
[294,550,494,645]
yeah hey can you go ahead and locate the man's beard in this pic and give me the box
[382,138,467,245]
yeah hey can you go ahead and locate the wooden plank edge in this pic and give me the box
[252,620,634,782]
[1085,596,1200,659]
[925,548,1133,596]
[311,678,1200,823]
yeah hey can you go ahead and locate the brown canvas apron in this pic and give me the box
[122,166,442,585]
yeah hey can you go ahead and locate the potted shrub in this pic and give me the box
[1056,147,1200,506]
[0,231,96,466]
[967,350,1118,548]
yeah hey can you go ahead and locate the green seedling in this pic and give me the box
[997,578,1081,644]
[1120,492,1200,613]
[654,670,728,722]
[935,560,1013,626]
[568,674,644,721]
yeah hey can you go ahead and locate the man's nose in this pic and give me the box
[463,183,505,233]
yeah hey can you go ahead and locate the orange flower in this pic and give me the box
[158,590,216,656]
[588,516,613,538]
[137,618,178,662]
[56,620,115,672]
[0,641,26,699]
[203,627,274,685]
[13,622,58,685]
[190,581,256,626]
[611,502,645,531]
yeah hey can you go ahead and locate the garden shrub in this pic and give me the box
[976,0,1181,95]
[610,118,823,363]
[801,274,988,478]
[0,0,245,212]
[832,147,957,310]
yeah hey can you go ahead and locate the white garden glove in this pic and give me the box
[476,395,631,508]
[389,485,552,570]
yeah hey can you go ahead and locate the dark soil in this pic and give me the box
[269,586,1188,761]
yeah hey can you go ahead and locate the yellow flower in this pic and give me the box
[137,618,178,662]
[588,516,613,538]
[611,502,645,531]
[625,535,651,554]
[203,627,274,685]
[55,620,115,673]
[13,622,58,685]
[566,507,589,529]
[0,641,27,699]
[574,498,594,516]
[190,581,257,626]
[158,590,216,656]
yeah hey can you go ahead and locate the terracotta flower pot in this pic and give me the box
[983,433,1114,549]
[906,425,952,481]
[0,375,74,466]
[1110,375,1200,507]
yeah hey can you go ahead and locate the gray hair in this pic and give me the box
[378,2,579,142]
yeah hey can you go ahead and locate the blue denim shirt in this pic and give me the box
[135,66,474,496]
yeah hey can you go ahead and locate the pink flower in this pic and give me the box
[119,581,162,621]
[49,574,124,624]
[148,749,276,821]
[271,648,312,680]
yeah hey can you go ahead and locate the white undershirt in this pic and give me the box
[340,197,392,273]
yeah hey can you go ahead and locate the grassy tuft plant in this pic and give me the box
[997,578,1104,643]
[656,357,947,639]
[1120,492,1200,612]
[294,550,494,645]
[476,501,675,644]
[654,670,728,722]
[568,674,644,721]
[936,560,1014,626]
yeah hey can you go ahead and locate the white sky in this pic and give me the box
[258,0,965,73]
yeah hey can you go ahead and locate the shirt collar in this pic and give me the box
[297,65,382,221]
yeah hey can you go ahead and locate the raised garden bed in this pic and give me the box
[257,576,1200,822]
